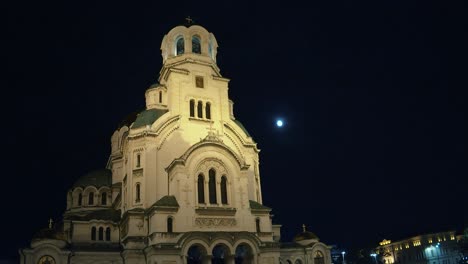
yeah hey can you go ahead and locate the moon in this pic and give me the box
[276,119,284,127]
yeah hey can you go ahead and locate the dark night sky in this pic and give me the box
[3,0,467,260]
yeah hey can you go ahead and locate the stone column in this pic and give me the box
[202,255,212,264]
[225,255,236,264]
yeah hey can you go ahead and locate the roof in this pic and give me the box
[131,109,169,129]
[154,195,179,207]
[233,119,251,137]
[64,209,121,222]
[32,227,66,241]
[72,169,112,189]
[148,82,160,89]
[117,110,140,129]
[249,200,271,210]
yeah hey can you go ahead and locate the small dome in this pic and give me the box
[293,230,320,246]
[32,227,66,241]
[72,169,112,189]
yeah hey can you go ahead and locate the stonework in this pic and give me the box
[19,23,333,264]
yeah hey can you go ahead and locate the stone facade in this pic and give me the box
[19,23,332,264]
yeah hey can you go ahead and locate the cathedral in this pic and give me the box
[19,23,332,264]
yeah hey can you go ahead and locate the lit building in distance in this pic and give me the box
[375,231,463,264]
[19,22,332,264]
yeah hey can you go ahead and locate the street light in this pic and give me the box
[342,251,346,264]
[370,253,377,264]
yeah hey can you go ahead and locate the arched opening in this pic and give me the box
[198,174,205,204]
[192,35,201,54]
[88,192,94,205]
[91,227,96,241]
[176,36,184,55]
[255,218,261,233]
[167,217,173,233]
[235,244,254,264]
[295,259,303,264]
[105,227,111,241]
[221,176,228,204]
[287,260,293,264]
[78,193,82,206]
[197,101,203,118]
[209,169,217,204]
[187,245,206,264]
[314,251,325,264]
[205,102,211,120]
[98,227,104,240]
[190,99,195,117]
[101,192,107,205]
[212,244,230,264]
[136,183,141,203]
[159,91,162,103]
[136,153,141,167]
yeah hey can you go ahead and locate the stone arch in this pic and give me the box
[83,186,98,206]
[234,242,255,264]
[211,242,232,264]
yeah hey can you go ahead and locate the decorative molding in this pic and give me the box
[194,218,237,227]
[133,168,143,177]
[195,207,237,216]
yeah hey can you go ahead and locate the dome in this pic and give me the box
[72,169,112,189]
[32,227,66,241]
[293,229,320,246]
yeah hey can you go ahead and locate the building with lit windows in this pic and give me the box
[19,22,332,264]
[375,231,463,264]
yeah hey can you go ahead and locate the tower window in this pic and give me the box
[209,169,217,204]
[136,183,141,203]
[197,101,203,118]
[256,218,261,233]
[221,176,228,204]
[176,36,184,55]
[205,102,211,120]
[195,76,204,88]
[198,174,205,204]
[101,192,107,205]
[192,35,201,54]
[159,91,162,103]
[78,193,82,206]
[189,100,195,117]
[167,217,173,233]
[88,192,94,205]
[98,227,103,240]
[105,227,111,241]
[91,227,96,240]
[136,154,141,168]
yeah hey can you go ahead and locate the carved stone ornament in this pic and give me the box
[195,218,237,227]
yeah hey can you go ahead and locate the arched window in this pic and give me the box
[98,227,103,240]
[88,192,94,205]
[78,193,82,206]
[189,100,195,117]
[176,36,184,55]
[136,154,141,167]
[197,101,203,118]
[105,227,111,241]
[159,91,162,103]
[167,217,173,233]
[91,227,96,240]
[314,251,325,264]
[205,102,211,120]
[209,169,217,204]
[197,174,205,204]
[256,218,261,233]
[295,259,303,264]
[208,41,213,59]
[136,183,141,203]
[221,176,228,204]
[192,35,201,54]
[101,192,107,205]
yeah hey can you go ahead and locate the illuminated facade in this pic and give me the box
[375,231,463,264]
[19,23,332,264]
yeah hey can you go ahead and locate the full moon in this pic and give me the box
[276,120,284,127]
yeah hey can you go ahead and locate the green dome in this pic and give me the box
[131,109,169,129]
[72,169,112,189]
[293,231,319,242]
